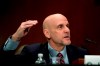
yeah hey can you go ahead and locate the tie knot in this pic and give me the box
[57,53,63,58]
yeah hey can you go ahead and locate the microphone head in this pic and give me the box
[38,53,43,58]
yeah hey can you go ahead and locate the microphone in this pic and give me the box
[85,38,96,44]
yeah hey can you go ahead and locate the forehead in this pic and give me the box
[51,16,69,26]
[43,14,69,29]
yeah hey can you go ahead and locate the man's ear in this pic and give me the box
[43,29,50,39]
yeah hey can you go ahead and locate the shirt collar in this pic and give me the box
[48,43,67,58]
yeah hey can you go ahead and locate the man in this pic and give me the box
[2,13,88,65]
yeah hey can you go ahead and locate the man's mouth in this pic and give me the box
[64,36,70,39]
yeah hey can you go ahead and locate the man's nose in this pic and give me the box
[64,26,70,32]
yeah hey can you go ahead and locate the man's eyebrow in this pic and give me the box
[57,23,63,26]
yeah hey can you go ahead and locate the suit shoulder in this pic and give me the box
[67,44,88,55]
[67,45,87,51]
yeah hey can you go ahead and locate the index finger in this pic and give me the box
[26,20,38,25]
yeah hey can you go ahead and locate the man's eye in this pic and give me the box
[66,25,69,28]
[58,25,63,29]
[66,23,69,28]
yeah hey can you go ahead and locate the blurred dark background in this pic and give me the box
[0,0,100,54]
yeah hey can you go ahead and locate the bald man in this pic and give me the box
[2,13,88,65]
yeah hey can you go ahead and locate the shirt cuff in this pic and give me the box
[3,36,20,51]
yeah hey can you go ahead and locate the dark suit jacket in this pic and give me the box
[0,42,88,65]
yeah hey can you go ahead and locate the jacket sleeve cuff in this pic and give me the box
[3,36,20,51]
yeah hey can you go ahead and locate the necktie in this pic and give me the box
[57,53,65,64]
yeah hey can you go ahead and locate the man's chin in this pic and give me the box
[64,41,71,45]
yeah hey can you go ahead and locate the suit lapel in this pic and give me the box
[66,45,80,64]
[66,45,73,64]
